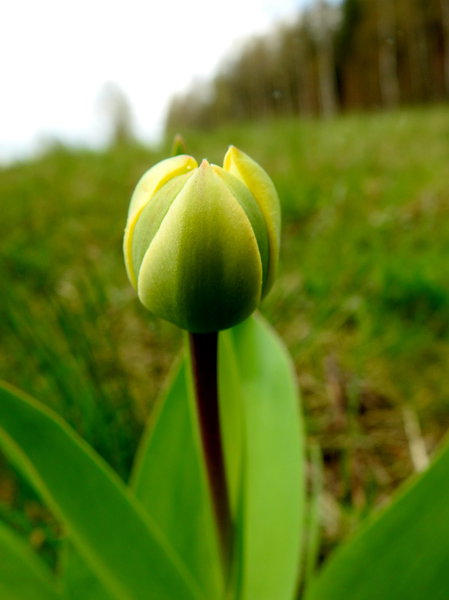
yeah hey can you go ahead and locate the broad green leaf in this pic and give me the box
[130,358,223,598]
[0,520,61,600]
[305,434,449,600]
[60,542,114,600]
[219,315,305,600]
[0,381,203,600]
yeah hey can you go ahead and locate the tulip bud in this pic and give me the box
[123,148,281,333]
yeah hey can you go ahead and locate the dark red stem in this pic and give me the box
[189,332,232,569]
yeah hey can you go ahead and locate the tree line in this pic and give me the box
[165,0,449,132]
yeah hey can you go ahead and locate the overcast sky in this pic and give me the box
[1,0,320,163]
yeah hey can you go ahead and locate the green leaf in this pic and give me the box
[219,315,306,600]
[130,358,223,598]
[0,520,61,600]
[305,435,449,600]
[0,381,203,600]
[60,542,114,600]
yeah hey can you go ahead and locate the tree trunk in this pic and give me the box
[441,0,449,96]
[314,0,338,117]
[377,0,400,108]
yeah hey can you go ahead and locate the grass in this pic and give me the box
[2,105,449,561]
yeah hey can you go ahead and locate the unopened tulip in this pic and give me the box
[123,147,280,333]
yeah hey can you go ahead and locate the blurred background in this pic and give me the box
[2,0,449,572]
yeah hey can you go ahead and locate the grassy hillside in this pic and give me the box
[1,106,449,557]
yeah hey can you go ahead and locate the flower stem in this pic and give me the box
[189,332,232,570]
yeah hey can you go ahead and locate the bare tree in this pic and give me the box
[98,82,135,146]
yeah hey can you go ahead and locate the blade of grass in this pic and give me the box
[303,442,324,587]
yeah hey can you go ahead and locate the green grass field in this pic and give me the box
[1,106,449,560]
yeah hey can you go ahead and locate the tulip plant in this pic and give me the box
[122,145,303,598]
[2,144,449,600]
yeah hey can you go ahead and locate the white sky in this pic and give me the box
[1,0,313,163]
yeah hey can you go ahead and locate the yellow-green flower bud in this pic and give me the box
[123,147,281,333]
